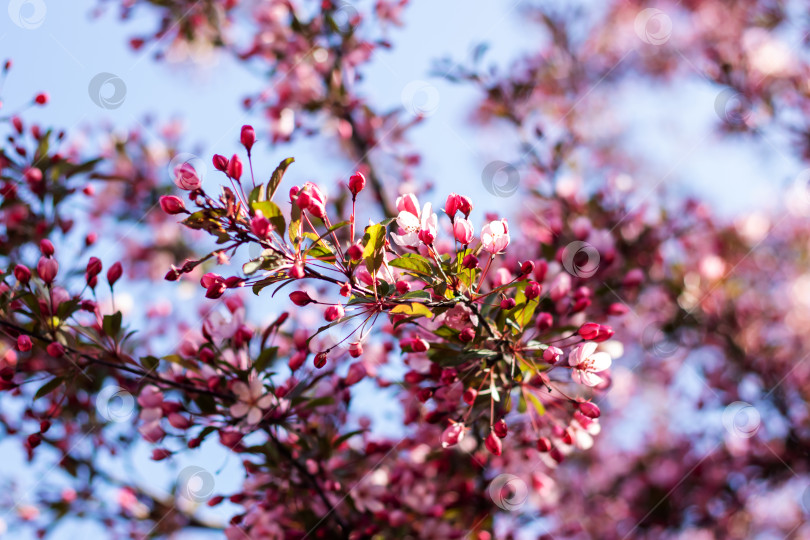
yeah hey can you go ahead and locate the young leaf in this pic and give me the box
[266,157,295,201]
[389,254,433,276]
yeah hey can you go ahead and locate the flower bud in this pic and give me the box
[160,195,186,215]
[578,401,601,418]
[37,256,58,284]
[347,244,363,261]
[459,327,475,342]
[543,346,562,364]
[240,125,256,152]
[39,239,54,256]
[107,262,123,286]
[227,154,243,181]
[525,280,542,300]
[500,298,516,310]
[173,162,201,190]
[578,322,600,341]
[536,312,553,331]
[493,419,508,438]
[396,280,411,294]
[288,350,307,371]
[536,437,552,452]
[344,362,366,385]
[607,302,630,316]
[34,93,49,105]
[348,172,365,196]
[86,257,102,277]
[463,388,478,404]
[457,195,473,217]
[17,335,32,352]
[289,291,314,306]
[444,193,460,217]
[348,342,363,358]
[250,211,271,239]
[411,338,429,353]
[453,218,474,244]
[314,352,328,369]
[520,260,534,276]
[212,154,229,172]
[485,432,502,456]
[324,304,345,322]
[14,264,31,284]
[46,342,65,358]
[461,254,479,270]
[441,423,465,448]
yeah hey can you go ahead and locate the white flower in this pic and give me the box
[569,342,611,387]
[230,378,275,425]
[391,200,437,247]
[481,219,510,253]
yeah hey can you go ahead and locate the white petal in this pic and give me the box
[230,402,249,418]
[232,381,250,401]
[589,352,612,372]
[246,407,263,425]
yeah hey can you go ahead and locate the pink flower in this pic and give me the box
[569,342,612,387]
[173,162,201,190]
[391,199,438,248]
[441,422,466,448]
[295,182,327,218]
[481,219,510,253]
[453,218,474,244]
[250,210,271,239]
[230,378,275,425]
[348,172,365,196]
[159,195,186,215]
[240,125,256,152]
[444,193,461,217]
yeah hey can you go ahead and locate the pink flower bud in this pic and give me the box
[14,264,31,284]
[594,325,614,342]
[348,172,365,196]
[39,239,54,256]
[212,154,229,172]
[168,412,193,429]
[288,350,307,371]
[536,437,552,452]
[151,448,172,461]
[349,342,363,358]
[227,154,243,181]
[444,193,461,217]
[459,327,475,342]
[500,298,516,309]
[250,211,271,239]
[289,291,314,306]
[240,125,256,152]
[344,362,366,385]
[396,280,411,294]
[543,346,562,364]
[525,280,542,300]
[441,423,465,448]
[578,401,601,418]
[159,195,186,215]
[418,228,435,245]
[534,260,548,282]
[289,262,305,279]
[485,432,502,456]
[107,262,123,286]
[173,162,201,190]
[453,218,474,244]
[622,268,644,288]
[17,335,32,352]
[493,419,508,438]
[458,195,473,217]
[607,302,630,316]
[324,304,345,322]
[578,322,600,341]
[46,342,64,358]
[37,256,58,284]
[86,257,102,277]
[536,312,553,332]
[347,244,363,261]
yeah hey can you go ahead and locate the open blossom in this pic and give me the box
[391,197,438,247]
[569,342,612,387]
[230,379,275,425]
[481,219,510,253]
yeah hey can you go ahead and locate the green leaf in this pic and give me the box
[141,355,160,371]
[254,347,278,373]
[401,290,432,300]
[251,200,286,234]
[266,157,295,201]
[243,259,263,275]
[288,203,302,245]
[525,391,546,416]
[248,184,266,205]
[361,223,387,274]
[389,254,433,276]
[390,302,434,319]
[34,377,64,401]
[102,312,122,337]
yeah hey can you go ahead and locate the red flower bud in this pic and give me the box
[288,350,307,371]
[289,291,314,306]
[536,437,552,452]
[462,254,479,269]
[485,432,502,456]
[227,154,242,180]
[37,256,58,284]
[463,388,478,405]
[314,352,328,369]
[86,257,102,277]
[34,93,49,105]
[348,342,363,358]
[324,304,345,322]
[14,264,31,284]
[240,125,256,152]
[459,327,475,342]
[107,262,123,286]
[46,342,65,358]
[578,322,600,341]
[348,172,366,196]
[520,260,535,276]
[159,195,186,215]
[525,280,542,300]
[411,338,429,353]
[578,401,601,418]
[493,419,508,438]
[151,448,172,461]
[17,335,32,352]
[347,244,363,261]
[457,195,473,217]
[212,154,229,172]
[396,280,411,294]
[500,298,516,310]
[536,312,553,331]
[39,239,54,256]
